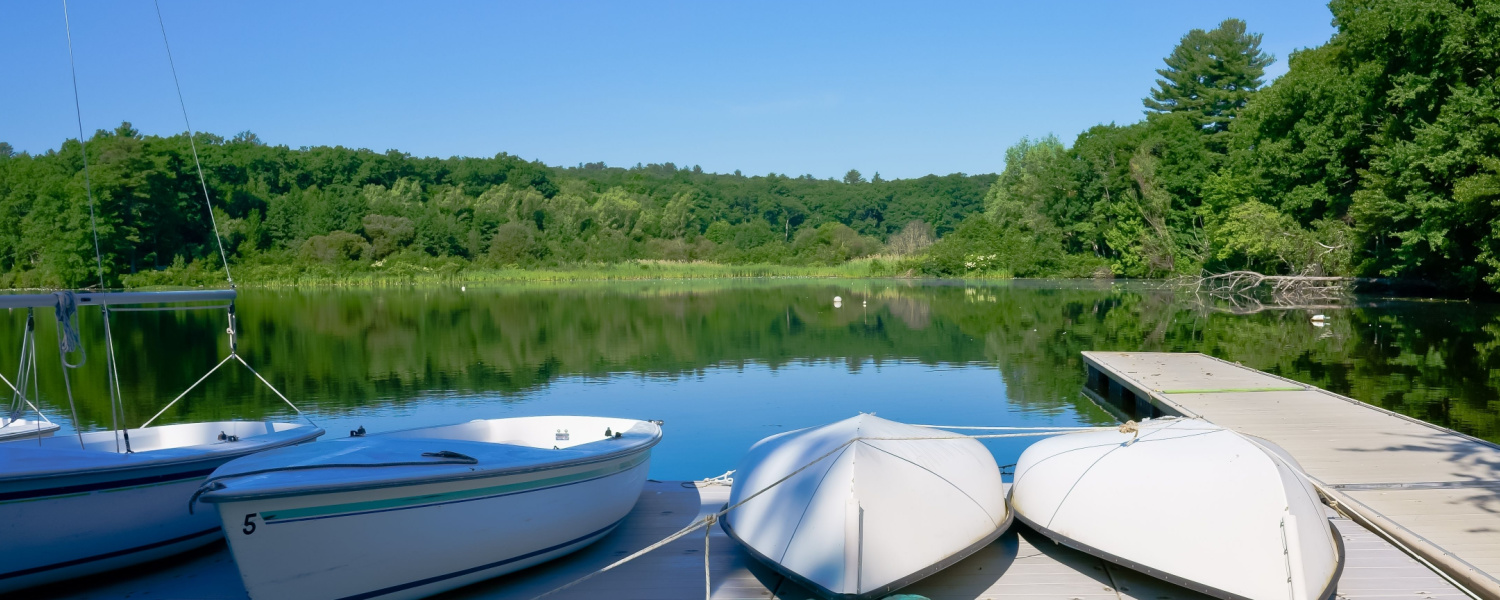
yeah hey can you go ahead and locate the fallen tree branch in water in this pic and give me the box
[1174,270,1354,314]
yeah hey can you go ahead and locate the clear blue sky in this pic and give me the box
[2,1,1336,179]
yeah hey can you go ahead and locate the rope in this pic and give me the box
[140,354,234,428]
[682,470,734,488]
[0,370,43,424]
[704,513,715,600]
[5,310,41,425]
[530,427,1096,600]
[137,352,313,429]
[57,342,86,450]
[233,354,314,427]
[61,0,109,293]
[530,439,861,600]
[152,0,232,284]
[53,291,85,368]
[101,306,131,453]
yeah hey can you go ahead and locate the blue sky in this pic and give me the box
[2,1,1336,179]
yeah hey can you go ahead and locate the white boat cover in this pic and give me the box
[0,418,59,441]
[197,417,661,501]
[1010,418,1342,600]
[723,414,1009,599]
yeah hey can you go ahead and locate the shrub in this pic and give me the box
[300,231,371,263]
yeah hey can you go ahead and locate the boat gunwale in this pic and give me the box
[721,501,1012,600]
[0,423,324,487]
[1011,509,1345,600]
[248,451,652,524]
[197,426,662,504]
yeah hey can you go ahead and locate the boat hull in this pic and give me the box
[0,418,59,441]
[1009,418,1342,600]
[0,422,322,592]
[215,447,651,600]
[723,505,1009,600]
[723,415,1010,600]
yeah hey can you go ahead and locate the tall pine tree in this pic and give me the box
[1144,18,1273,133]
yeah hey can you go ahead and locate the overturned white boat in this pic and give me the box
[197,416,662,600]
[722,414,1009,599]
[0,291,323,593]
[1010,417,1342,600]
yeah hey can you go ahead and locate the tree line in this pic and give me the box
[932,0,1500,293]
[0,124,991,288]
[3,0,1498,292]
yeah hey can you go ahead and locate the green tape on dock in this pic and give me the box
[1158,386,1306,394]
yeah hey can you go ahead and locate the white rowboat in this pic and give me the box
[197,415,661,600]
[1010,417,1342,600]
[722,414,1010,599]
[0,420,322,592]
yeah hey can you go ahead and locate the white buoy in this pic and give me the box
[1311,314,1328,322]
[461,286,466,292]
[833,295,843,308]
[834,296,842,302]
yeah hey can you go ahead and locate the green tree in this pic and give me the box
[1144,18,1273,134]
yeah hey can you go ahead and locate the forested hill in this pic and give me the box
[0,126,993,288]
[4,0,1500,293]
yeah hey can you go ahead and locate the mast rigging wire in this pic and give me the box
[152,0,233,285]
[62,2,134,451]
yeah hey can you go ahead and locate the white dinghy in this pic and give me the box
[0,291,324,593]
[722,414,1009,600]
[0,421,322,591]
[196,415,662,600]
[0,417,60,441]
[1010,417,1342,600]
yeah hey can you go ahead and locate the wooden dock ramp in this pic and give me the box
[1083,351,1500,599]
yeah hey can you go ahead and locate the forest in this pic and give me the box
[2,0,1498,292]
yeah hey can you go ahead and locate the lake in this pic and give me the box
[3,279,1496,480]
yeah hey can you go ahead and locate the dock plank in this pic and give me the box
[1083,351,1500,599]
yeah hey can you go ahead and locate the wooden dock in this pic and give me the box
[45,480,1465,600]
[1083,351,1500,600]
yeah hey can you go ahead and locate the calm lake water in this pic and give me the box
[3,279,1497,479]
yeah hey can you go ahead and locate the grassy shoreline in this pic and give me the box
[193,258,1006,288]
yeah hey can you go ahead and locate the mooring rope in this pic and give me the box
[703,513,715,600]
